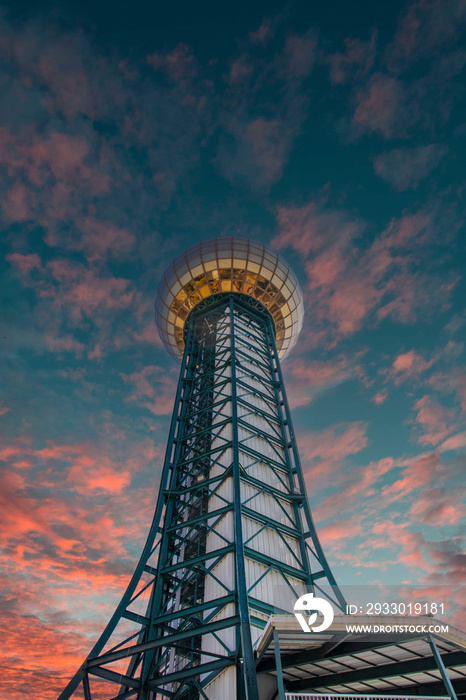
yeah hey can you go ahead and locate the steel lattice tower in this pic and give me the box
[59,237,346,700]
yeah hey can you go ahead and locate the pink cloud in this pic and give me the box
[373,390,388,405]
[67,460,131,494]
[273,202,361,257]
[319,515,363,549]
[413,395,456,445]
[409,487,466,526]
[44,332,86,357]
[439,431,466,452]
[147,43,198,87]
[133,322,165,348]
[393,529,433,572]
[6,252,42,274]
[386,0,466,72]
[245,118,290,184]
[121,365,177,415]
[274,203,456,341]
[248,19,274,46]
[46,216,136,263]
[8,251,158,361]
[2,182,31,221]
[353,73,403,138]
[285,356,355,408]
[329,30,377,84]
[43,259,135,321]
[374,143,448,190]
[382,451,448,498]
[217,113,302,190]
[393,350,430,373]
[429,368,466,413]
[385,349,434,384]
[299,421,368,483]
[283,31,317,78]
[315,456,396,521]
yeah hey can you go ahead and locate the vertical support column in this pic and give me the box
[273,628,286,700]
[428,634,458,700]
[229,297,260,700]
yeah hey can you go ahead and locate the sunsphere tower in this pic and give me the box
[59,237,346,700]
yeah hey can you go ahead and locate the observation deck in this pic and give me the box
[155,237,304,361]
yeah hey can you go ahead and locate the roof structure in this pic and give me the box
[256,615,466,700]
[155,237,304,360]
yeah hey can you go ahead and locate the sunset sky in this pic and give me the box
[1,0,466,697]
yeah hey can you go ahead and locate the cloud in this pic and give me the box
[0,430,163,699]
[373,390,388,405]
[274,203,457,342]
[374,143,448,190]
[216,27,316,190]
[385,0,466,72]
[381,450,456,499]
[409,487,466,526]
[412,395,456,445]
[429,368,466,413]
[315,456,397,521]
[386,349,434,384]
[350,46,466,141]
[47,216,137,263]
[121,365,177,415]
[352,73,405,139]
[329,29,377,84]
[147,43,199,87]
[439,431,466,451]
[0,11,211,264]
[319,514,364,549]
[285,356,356,407]
[273,202,362,257]
[299,421,368,483]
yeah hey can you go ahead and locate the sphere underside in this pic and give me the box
[155,237,304,361]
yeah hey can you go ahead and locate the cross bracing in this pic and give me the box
[59,293,346,700]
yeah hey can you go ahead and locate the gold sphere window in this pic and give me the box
[155,237,304,361]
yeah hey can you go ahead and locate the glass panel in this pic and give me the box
[179,272,192,285]
[176,261,189,276]
[248,253,262,265]
[155,237,303,361]
[261,258,276,273]
[190,264,203,278]
[256,275,268,291]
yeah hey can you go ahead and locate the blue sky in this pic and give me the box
[0,0,465,696]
